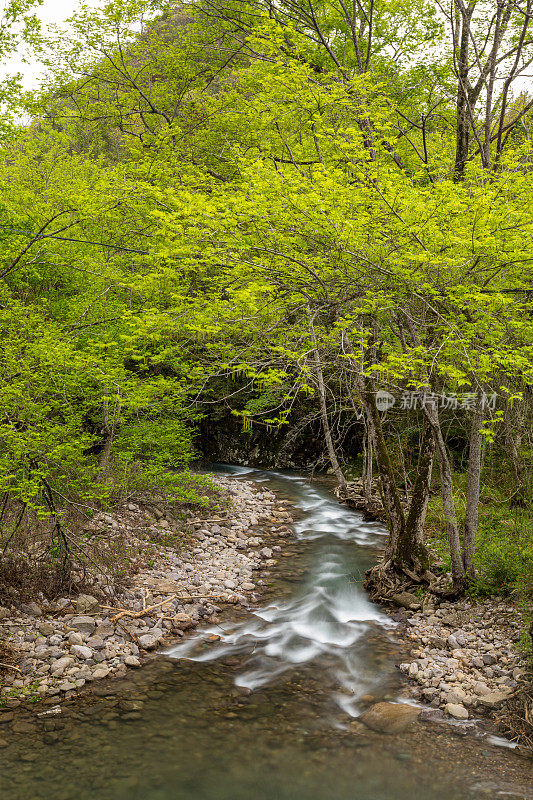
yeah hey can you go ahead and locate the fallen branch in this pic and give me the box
[102,594,178,622]
[115,619,139,644]
[0,662,21,672]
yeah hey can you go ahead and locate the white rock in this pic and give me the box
[71,645,93,660]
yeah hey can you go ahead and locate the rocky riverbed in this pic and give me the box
[391,596,527,724]
[0,475,293,711]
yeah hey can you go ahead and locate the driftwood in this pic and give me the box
[102,594,178,622]
[102,589,236,624]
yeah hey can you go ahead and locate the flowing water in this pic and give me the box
[167,466,398,718]
[0,466,530,800]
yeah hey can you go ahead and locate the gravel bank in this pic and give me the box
[392,597,525,721]
[0,475,293,708]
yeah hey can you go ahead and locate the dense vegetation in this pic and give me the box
[0,0,531,636]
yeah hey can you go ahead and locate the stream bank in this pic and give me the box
[0,475,292,711]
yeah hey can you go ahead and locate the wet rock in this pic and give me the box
[359,702,420,734]
[124,655,141,668]
[12,720,37,734]
[515,745,533,760]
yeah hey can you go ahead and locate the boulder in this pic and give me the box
[359,702,420,734]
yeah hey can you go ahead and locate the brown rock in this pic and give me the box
[392,592,421,611]
[359,702,420,734]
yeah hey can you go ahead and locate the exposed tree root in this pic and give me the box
[364,557,458,604]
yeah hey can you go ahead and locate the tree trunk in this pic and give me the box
[453,2,473,181]
[309,317,347,490]
[397,420,434,572]
[504,403,526,506]
[360,385,406,551]
[362,424,373,502]
[463,402,483,578]
[422,398,465,589]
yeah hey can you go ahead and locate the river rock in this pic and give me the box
[138,634,161,650]
[392,592,421,611]
[446,687,467,705]
[75,594,99,614]
[92,667,110,679]
[359,702,420,734]
[38,622,55,636]
[173,612,194,629]
[479,690,512,708]
[70,616,96,635]
[444,703,469,719]
[50,656,74,676]
[71,644,93,660]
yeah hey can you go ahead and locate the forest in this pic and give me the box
[0,0,532,764]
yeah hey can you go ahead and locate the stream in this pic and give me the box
[0,466,530,800]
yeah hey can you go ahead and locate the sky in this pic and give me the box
[2,0,93,89]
